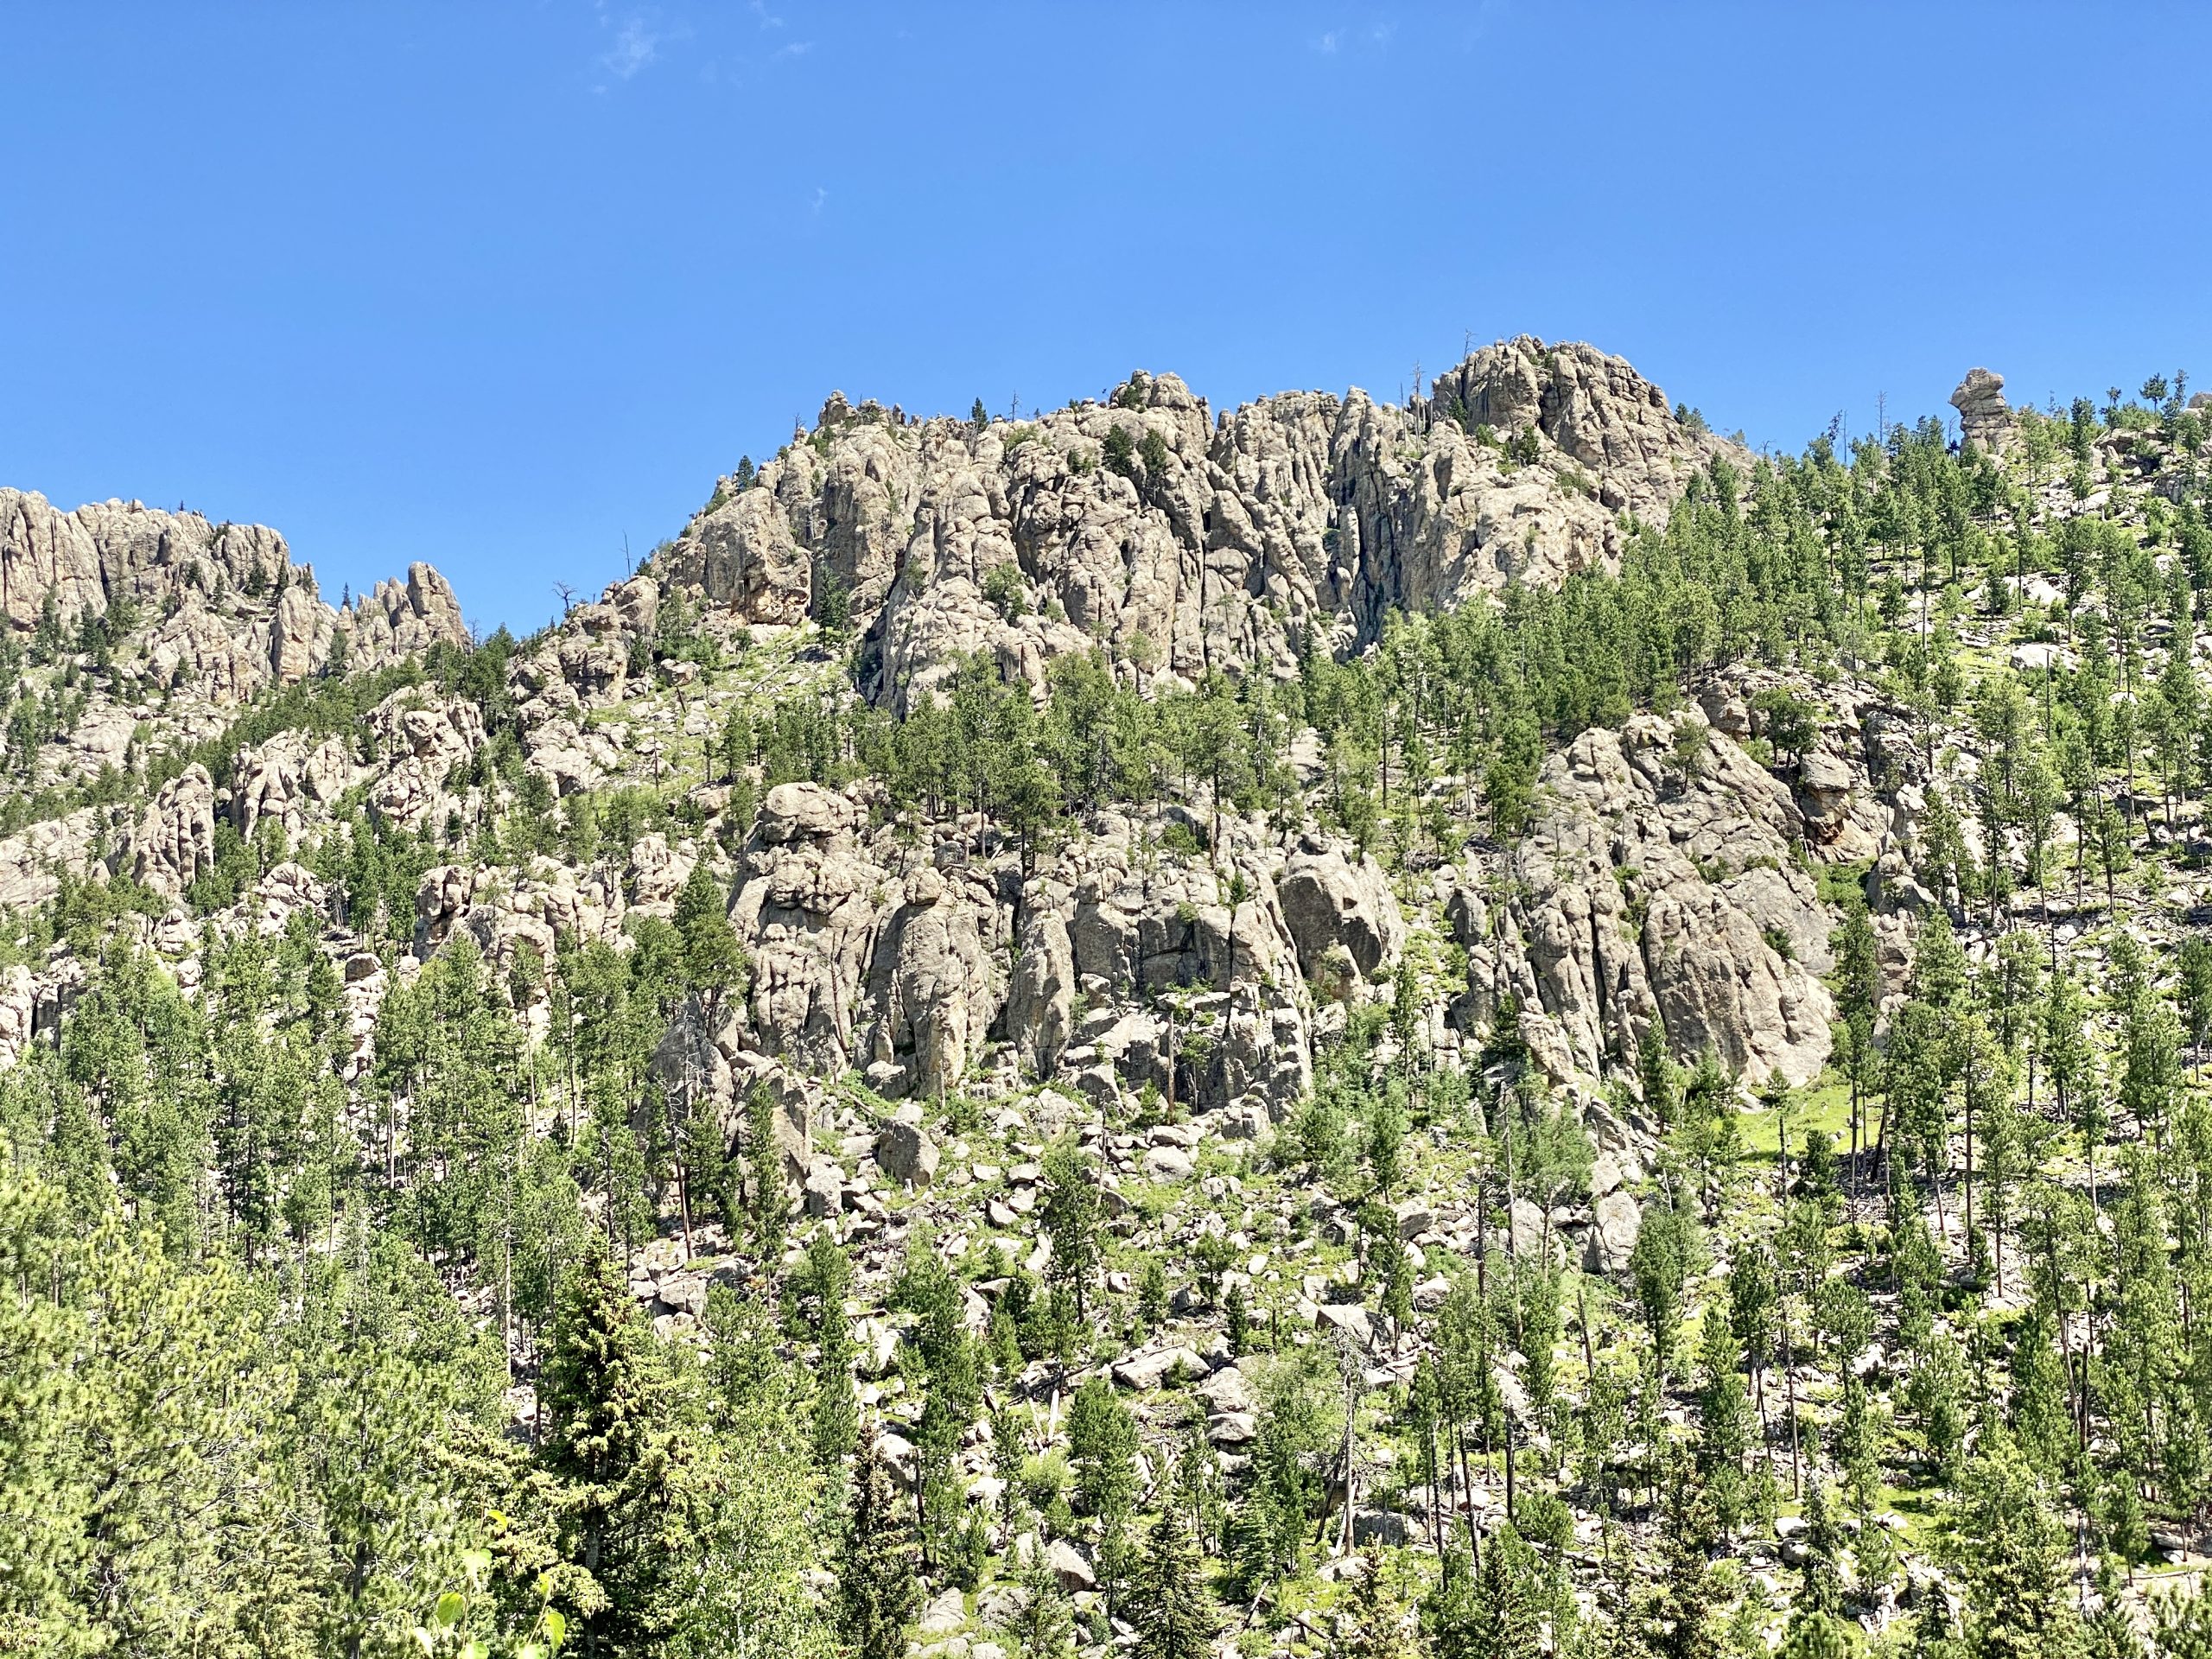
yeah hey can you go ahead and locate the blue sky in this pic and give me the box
[5,3,2209,635]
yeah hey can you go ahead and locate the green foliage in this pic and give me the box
[1128,1507,1212,1659]
[7,361,2212,1657]
[1066,1377,1137,1523]
[840,1447,919,1659]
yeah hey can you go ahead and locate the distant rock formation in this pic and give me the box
[0,489,470,699]
[658,337,1741,709]
[1950,366,2012,454]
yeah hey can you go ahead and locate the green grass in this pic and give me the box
[1736,1074,1856,1160]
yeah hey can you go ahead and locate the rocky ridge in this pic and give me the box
[660,337,1737,709]
[11,339,2209,1653]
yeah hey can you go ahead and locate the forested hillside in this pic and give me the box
[6,341,2212,1659]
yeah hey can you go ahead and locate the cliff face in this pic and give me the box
[659,337,1737,707]
[0,339,1761,1108]
[0,488,468,702]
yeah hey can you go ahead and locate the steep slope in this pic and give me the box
[9,346,2212,1656]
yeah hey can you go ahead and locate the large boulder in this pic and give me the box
[759,780,861,844]
[1585,1191,1643,1273]
[1949,367,2012,454]
[1274,837,1405,982]
[865,865,1000,1099]
[1471,714,1835,1087]
[129,764,219,898]
[874,1116,940,1188]
[1002,910,1074,1076]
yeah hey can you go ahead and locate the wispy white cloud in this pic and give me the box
[772,39,811,60]
[810,186,827,216]
[1312,18,1403,55]
[750,0,785,26]
[601,14,660,79]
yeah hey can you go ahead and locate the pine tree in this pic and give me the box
[1427,1521,1541,1659]
[1644,1467,1720,1659]
[538,1237,683,1652]
[1007,1548,1076,1659]
[1332,1542,1410,1659]
[1066,1377,1137,1524]
[1947,1427,2081,1659]
[1038,1138,1103,1323]
[839,1444,920,1659]
[745,1083,788,1255]
[794,1232,859,1471]
[1779,1606,1852,1659]
[675,859,746,1020]
[1130,1507,1212,1659]
[1225,1280,1251,1354]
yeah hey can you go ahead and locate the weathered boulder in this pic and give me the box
[1315,1303,1373,1348]
[1586,1191,1643,1273]
[866,866,999,1099]
[130,764,219,898]
[1002,910,1073,1076]
[1949,366,2012,454]
[874,1116,940,1187]
[803,1160,844,1218]
[1141,1146,1194,1182]
[0,809,99,912]
[1471,714,1835,1087]
[1043,1539,1096,1592]
[1111,1344,1206,1390]
[917,1589,965,1636]
[1275,837,1404,982]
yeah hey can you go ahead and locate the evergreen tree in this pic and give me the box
[1779,1607,1852,1659]
[538,1238,686,1652]
[1066,1377,1138,1524]
[1643,1467,1720,1659]
[1006,1548,1076,1659]
[1130,1507,1212,1659]
[1946,1427,2081,1659]
[1038,1138,1103,1323]
[745,1083,789,1255]
[839,1445,920,1659]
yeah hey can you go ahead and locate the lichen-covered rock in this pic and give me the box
[1275,837,1405,982]
[1586,1190,1644,1273]
[0,809,99,912]
[874,1115,940,1187]
[130,764,219,899]
[1473,713,1835,1088]
[365,696,485,830]
[1002,910,1074,1077]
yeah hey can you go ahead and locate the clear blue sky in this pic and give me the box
[6,3,2208,635]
